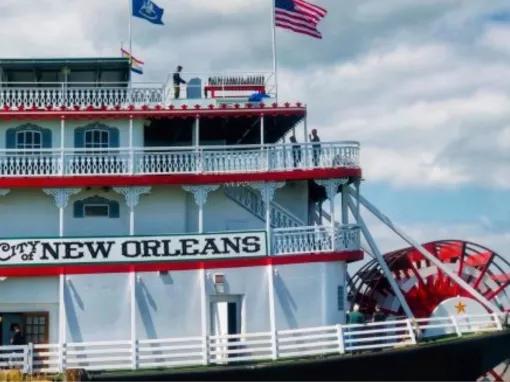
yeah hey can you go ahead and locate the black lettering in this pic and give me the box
[122,241,141,258]
[201,239,221,255]
[221,237,241,254]
[181,239,200,256]
[41,242,61,260]
[142,240,161,257]
[63,242,84,260]
[161,240,181,256]
[242,236,261,254]
[85,241,114,259]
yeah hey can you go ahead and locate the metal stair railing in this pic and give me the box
[224,186,304,228]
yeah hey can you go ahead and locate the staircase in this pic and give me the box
[224,186,304,228]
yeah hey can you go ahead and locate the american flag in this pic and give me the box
[275,0,327,39]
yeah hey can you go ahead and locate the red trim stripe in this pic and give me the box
[0,251,364,277]
[0,168,362,189]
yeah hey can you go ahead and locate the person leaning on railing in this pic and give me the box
[289,135,302,168]
[173,65,187,99]
[309,129,321,167]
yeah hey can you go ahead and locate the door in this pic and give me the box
[210,296,242,362]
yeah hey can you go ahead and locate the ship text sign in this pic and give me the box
[0,232,267,266]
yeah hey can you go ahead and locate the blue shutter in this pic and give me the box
[109,201,120,218]
[6,129,16,149]
[42,129,52,148]
[75,128,84,148]
[109,128,119,148]
[73,200,84,218]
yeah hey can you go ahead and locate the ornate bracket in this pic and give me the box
[315,179,349,202]
[250,182,285,204]
[183,185,220,207]
[113,187,151,209]
[43,188,81,209]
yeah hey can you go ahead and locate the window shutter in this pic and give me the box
[73,200,84,218]
[109,128,119,148]
[6,129,16,149]
[42,129,52,148]
[109,201,120,218]
[75,128,84,148]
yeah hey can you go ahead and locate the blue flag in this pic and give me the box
[132,0,164,25]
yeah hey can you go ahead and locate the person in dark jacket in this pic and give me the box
[309,129,321,167]
[173,65,186,99]
[10,323,26,346]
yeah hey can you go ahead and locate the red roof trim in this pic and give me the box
[0,168,362,188]
[0,251,363,277]
[0,106,306,121]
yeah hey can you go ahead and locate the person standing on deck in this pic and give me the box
[10,324,25,346]
[309,129,321,167]
[173,65,187,99]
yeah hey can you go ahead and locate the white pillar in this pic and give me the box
[303,114,308,143]
[267,265,278,360]
[182,185,219,234]
[199,269,208,365]
[43,188,80,373]
[194,116,200,147]
[113,187,151,235]
[129,271,137,369]
[341,183,349,225]
[129,116,134,174]
[251,182,285,253]
[260,115,265,145]
[315,179,348,250]
[60,117,65,176]
[43,188,81,237]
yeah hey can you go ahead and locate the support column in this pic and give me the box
[199,268,208,365]
[113,187,151,235]
[260,115,265,145]
[194,115,200,147]
[129,116,134,174]
[43,188,81,237]
[183,185,219,233]
[267,265,278,360]
[60,117,65,176]
[250,182,285,254]
[129,271,138,369]
[315,179,348,250]
[43,188,80,372]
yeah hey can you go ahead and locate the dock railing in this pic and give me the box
[0,142,360,177]
[3,313,505,374]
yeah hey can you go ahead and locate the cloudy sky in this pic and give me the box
[0,0,509,257]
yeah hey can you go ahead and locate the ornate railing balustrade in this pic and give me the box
[2,313,504,374]
[0,142,360,177]
[272,225,360,255]
[0,73,276,108]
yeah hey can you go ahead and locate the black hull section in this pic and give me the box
[90,330,510,381]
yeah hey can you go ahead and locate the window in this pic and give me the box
[75,123,119,149]
[84,204,110,217]
[16,130,42,150]
[74,196,119,218]
[6,124,51,149]
[84,129,110,149]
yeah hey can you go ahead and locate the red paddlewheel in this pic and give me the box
[348,240,510,318]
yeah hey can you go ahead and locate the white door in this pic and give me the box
[210,296,242,363]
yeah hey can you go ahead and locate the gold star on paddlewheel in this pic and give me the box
[455,301,467,314]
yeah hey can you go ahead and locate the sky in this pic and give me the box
[0,0,509,258]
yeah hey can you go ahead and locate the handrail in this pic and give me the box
[6,313,505,374]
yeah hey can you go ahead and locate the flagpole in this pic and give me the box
[128,0,133,86]
[271,0,278,102]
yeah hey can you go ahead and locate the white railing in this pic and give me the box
[0,142,360,177]
[0,73,276,109]
[272,225,360,255]
[224,186,304,228]
[3,313,504,374]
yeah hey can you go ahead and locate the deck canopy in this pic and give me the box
[145,113,305,146]
[0,57,131,86]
